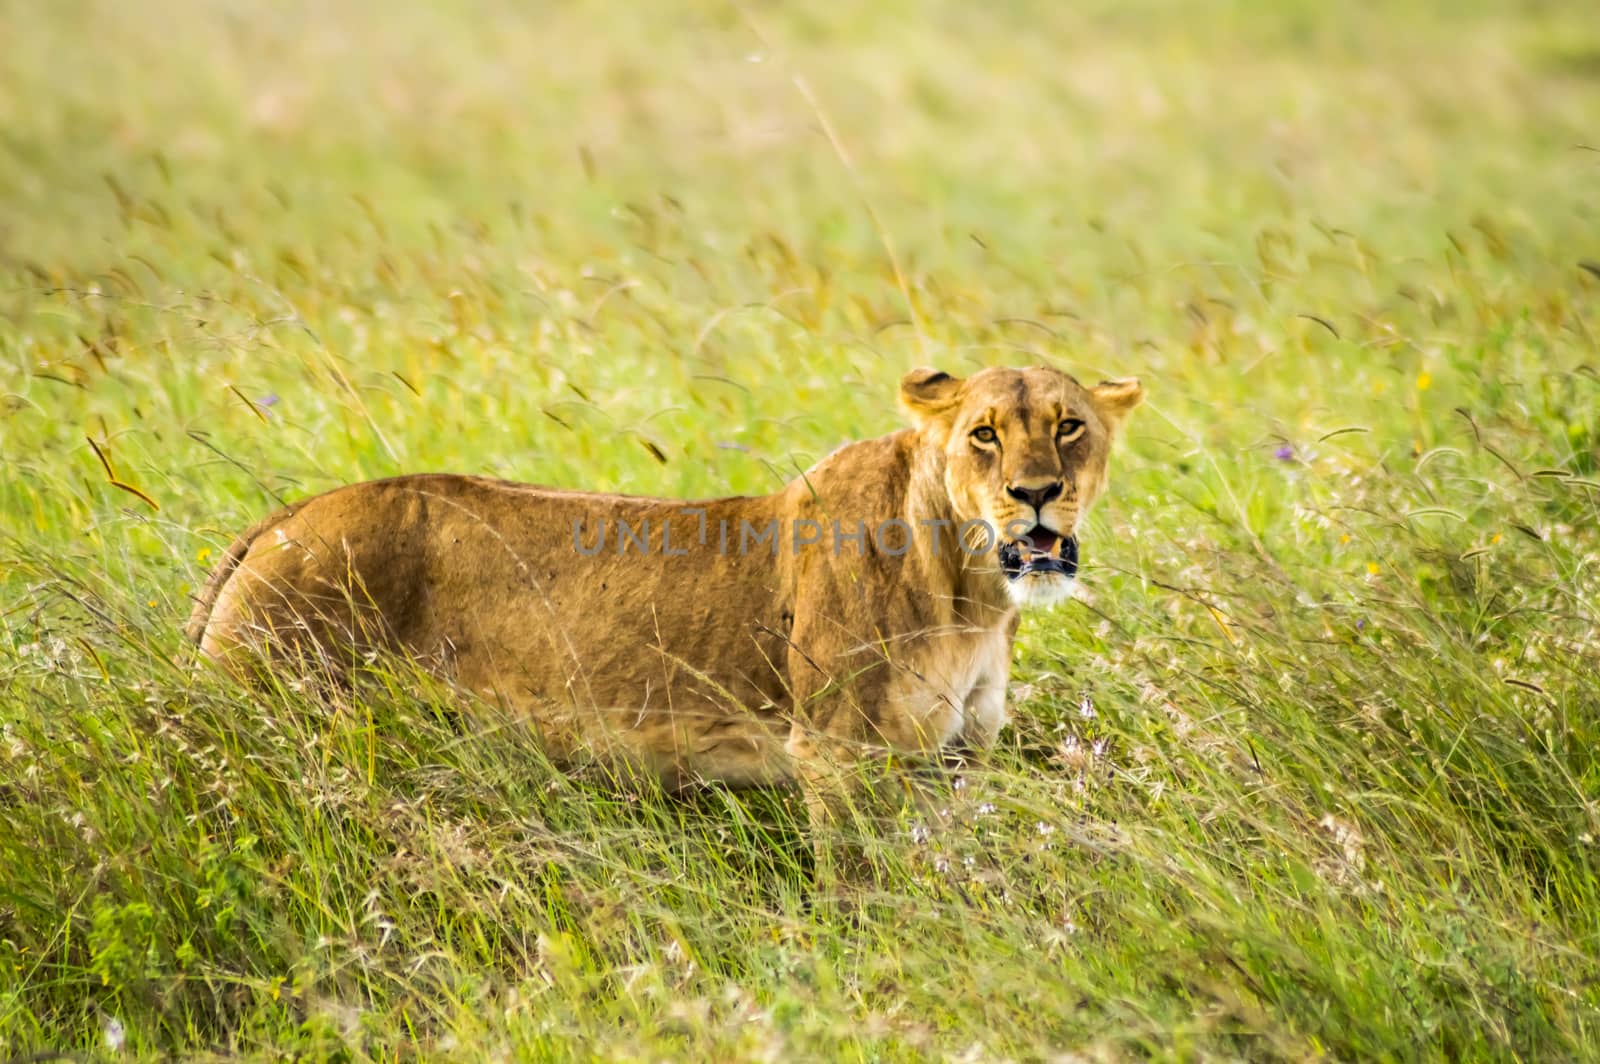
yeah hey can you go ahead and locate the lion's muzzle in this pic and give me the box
[998,526,1078,581]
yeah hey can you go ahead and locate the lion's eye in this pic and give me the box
[1056,418,1086,443]
[970,426,999,446]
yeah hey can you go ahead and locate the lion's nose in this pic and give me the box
[1005,481,1064,511]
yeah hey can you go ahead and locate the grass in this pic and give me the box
[3,0,1600,1058]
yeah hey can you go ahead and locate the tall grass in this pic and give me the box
[3,0,1600,1058]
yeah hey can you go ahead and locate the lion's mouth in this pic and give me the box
[998,526,1078,581]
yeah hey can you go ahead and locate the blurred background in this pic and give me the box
[6,0,1599,610]
[4,1,1596,507]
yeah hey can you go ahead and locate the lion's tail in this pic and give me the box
[184,508,294,647]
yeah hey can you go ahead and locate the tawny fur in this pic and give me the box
[188,366,1142,829]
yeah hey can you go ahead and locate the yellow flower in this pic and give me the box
[1339,534,1352,545]
[1366,562,1380,576]
[1490,533,1502,545]
[147,598,158,608]
[1416,372,1432,391]
[197,547,212,562]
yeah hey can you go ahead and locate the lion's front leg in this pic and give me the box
[785,696,905,903]
[785,720,867,882]
[959,617,1020,754]
[956,669,1011,755]
[784,641,972,902]
[783,638,912,899]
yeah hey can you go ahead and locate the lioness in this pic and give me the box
[188,365,1142,861]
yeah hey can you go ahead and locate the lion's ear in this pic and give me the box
[899,367,964,426]
[1090,378,1145,430]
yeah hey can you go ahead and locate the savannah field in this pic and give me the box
[4,0,1600,1059]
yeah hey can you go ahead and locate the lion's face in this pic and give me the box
[901,365,1144,607]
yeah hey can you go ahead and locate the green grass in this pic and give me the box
[4,0,1600,1058]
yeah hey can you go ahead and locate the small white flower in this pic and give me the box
[1036,821,1056,837]
[909,822,931,845]
[1078,696,1096,720]
[104,1016,126,1052]
[976,802,996,816]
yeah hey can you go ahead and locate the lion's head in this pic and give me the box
[900,365,1144,607]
